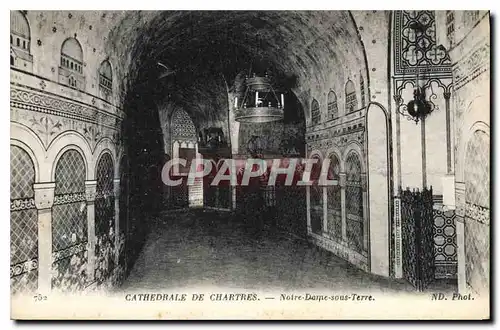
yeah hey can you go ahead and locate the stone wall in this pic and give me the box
[10,10,128,295]
[438,11,490,295]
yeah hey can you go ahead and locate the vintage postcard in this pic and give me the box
[9,10,490,320]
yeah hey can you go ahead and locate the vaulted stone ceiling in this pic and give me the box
[105,11,368,124]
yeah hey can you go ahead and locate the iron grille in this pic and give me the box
[52,149,87,291]
[10,145,38,294]
[346,152,363,252]
[401,187,435,291]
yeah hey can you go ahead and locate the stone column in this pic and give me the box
[339,173,347,243]
[306,186,311,234]
[444,91,452,174]
[85,180,97,283]
[33,182,56,294]
[455,181,467,293]
[322,186,328,236]
[228,93,240,156]
[361,173,369,252]
[113,178,121,266]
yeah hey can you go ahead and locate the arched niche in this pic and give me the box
[366,102,390,277]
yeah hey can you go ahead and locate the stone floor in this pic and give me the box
[119,209,456,294]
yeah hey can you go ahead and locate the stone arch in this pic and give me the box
[51,147,88,291]
[464,126,489,207]
[325,149,342,241]
[325,146,344,172]
[10,122,45,181]
[95,149,115,186]
[343,142,366,173]
[308,149,323,161]
[94,138,117,177]
[463,125,490,294]
[311,98,320,125]
[61,37,83,63]
[10,11,30,40]
[457,94,490,181]
[115,144,125,178]
[327,90,339,120]
[171,108,197,142]
[47,131,93,181]
[10,10,32,62]
[345,79,358,113]
[366,102,390,276]
[98,59,113,99]
[345,149,364,253]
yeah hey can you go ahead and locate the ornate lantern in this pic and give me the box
[396,21,439,124]
[233,72,284,123]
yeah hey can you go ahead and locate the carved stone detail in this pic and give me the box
[465,202,489,225]
[11,107,117,151]
[10,87,122,131]
[339,173,347,188]
[33,182,56,210]
[452,41,490,91]
[85,180,98,202]
[11,198,36,211]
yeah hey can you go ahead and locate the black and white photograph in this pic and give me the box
[7,8,491,320]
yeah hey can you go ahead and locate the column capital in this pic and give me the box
[33,182,56,210]
[339,172,347,187]
[443,91,451,100]
[113,178,121,197]
[85,180,97,202]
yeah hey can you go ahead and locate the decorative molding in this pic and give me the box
[11,197,36,211]
[10,258,38,278]
[28,115,62,146]
[10,86,122,131]
[95,189,115,199]
[52,241,88,262]
[452,41,490,91]
[307,125,365,154]
[393,11,452,77]
[53,192,87,205]
[465,202,489,225]
[11,107,118,152]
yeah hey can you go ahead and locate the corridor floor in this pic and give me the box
[118,209,452,294]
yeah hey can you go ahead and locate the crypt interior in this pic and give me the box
[10,10,490,295]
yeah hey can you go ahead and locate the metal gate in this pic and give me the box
[400,187,435,291]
